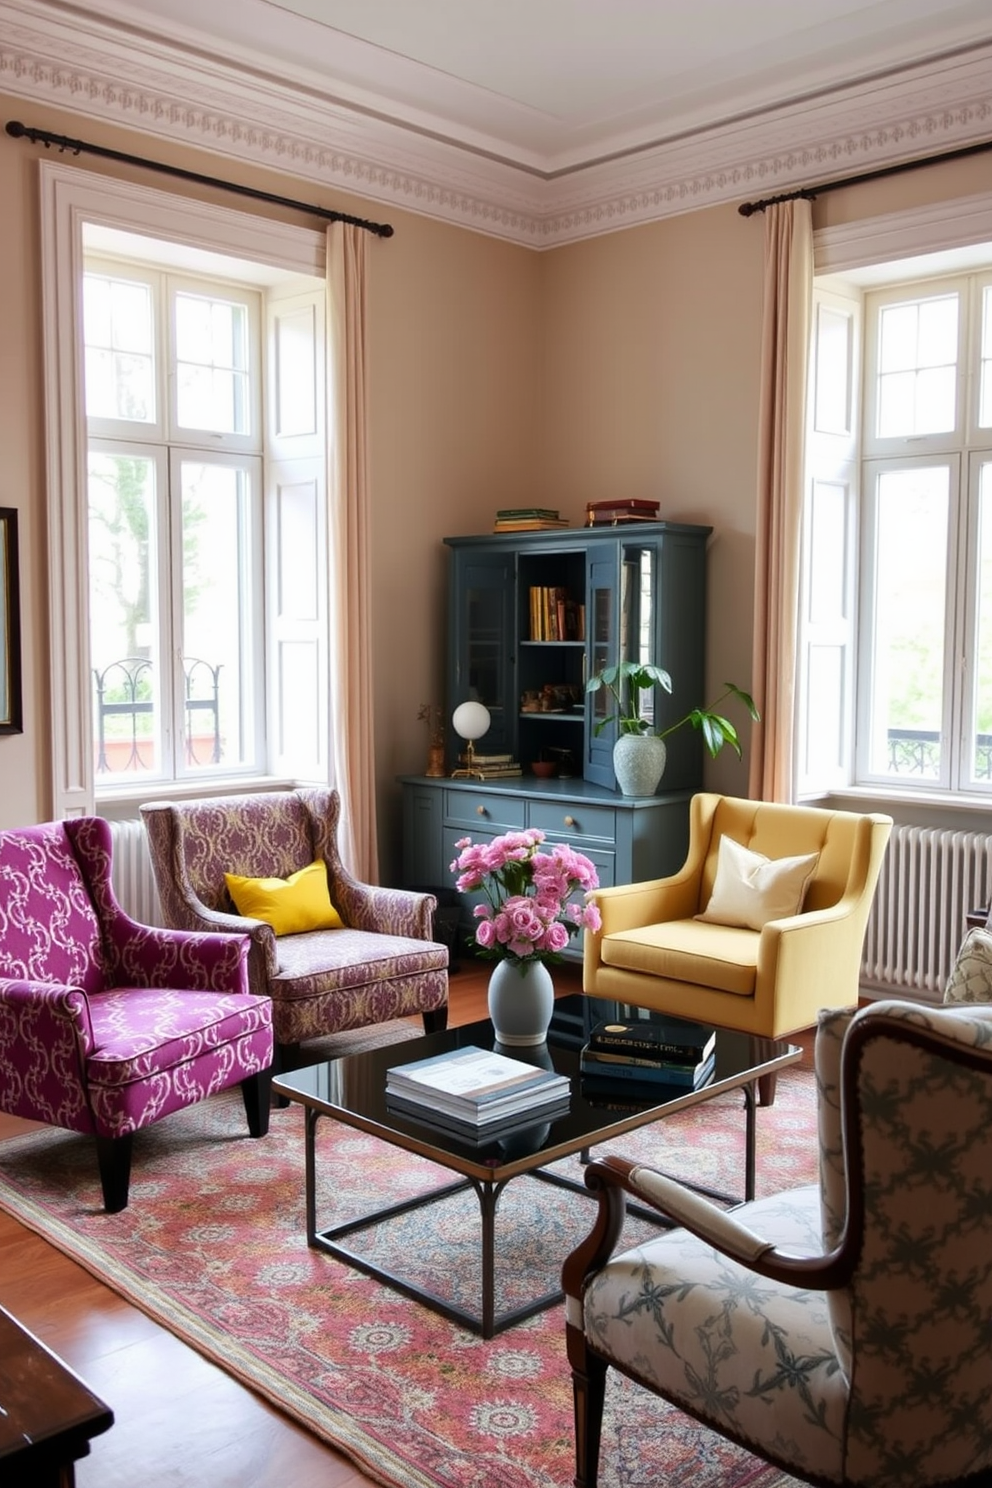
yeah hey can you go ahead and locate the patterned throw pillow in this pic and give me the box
[943,927,992,1004]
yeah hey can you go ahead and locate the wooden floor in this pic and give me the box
[0,962,813,1487]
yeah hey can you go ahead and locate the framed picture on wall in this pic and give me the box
[0,507,23,734]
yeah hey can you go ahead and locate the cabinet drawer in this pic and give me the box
[528,801,615,842]
[443,790,527,832]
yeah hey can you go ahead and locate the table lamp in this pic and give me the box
[450,700,491,779]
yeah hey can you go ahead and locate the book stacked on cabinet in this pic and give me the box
[457,751,522,778]
[585,498,660,526]
[579,1016,716,1098]
[493,507,570,533]
[385,1045,570,1138]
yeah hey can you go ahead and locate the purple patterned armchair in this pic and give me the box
[0,817,274,1213]
[140,788,448,1074]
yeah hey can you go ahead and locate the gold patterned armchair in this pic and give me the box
[141,788,448,1074]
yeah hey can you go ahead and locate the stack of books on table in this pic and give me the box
[385,1045,570,1138]
[585,498,660,526]
[493,507,570,533]
[458,751,522,778]
[579,1016,716,1097]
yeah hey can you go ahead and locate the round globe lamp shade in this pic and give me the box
[451,701,491,743]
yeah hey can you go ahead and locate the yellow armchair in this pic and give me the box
[584,793,892,1041]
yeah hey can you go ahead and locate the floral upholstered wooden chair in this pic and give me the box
[562,998,992,1488]
[141,788,448,1075]
[0,817,273,1212]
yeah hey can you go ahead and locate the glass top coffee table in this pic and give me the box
[272,994,801,1338]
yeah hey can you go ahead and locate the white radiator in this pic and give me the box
[108,817,163,926]
[861,825,992,1002]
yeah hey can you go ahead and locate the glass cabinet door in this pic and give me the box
[448,551,515,764]
[586,549,618,787]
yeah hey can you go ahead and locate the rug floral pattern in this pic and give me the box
[0,1060,817,1488]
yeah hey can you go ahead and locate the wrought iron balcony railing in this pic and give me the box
[93,656,222,773]
[887,728,992,780]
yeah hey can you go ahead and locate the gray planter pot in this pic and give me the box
[613,733,667,797]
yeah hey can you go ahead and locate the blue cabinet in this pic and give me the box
[408,522,712,953]
[444,522,711,789]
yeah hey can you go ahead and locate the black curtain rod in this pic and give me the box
[5,119,394,238]
[739,136,992,217]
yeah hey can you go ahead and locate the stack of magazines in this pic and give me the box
[386,1045,570,1137]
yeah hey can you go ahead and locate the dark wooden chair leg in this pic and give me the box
[96,1133,132,1213]
[757,1070,777,1107]
[422,1005,448,1033]
[241,1069,272,1137]
[571,1349,608,1488]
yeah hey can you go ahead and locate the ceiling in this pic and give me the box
[3,0,992,244]
[68,0,992,173]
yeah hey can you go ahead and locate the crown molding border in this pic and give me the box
[1,1,990,250]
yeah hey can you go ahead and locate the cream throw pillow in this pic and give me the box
[224,860,343,935]
[943,927,992,1004]
[696,834,819,931]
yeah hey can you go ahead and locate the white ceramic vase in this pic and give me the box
[487,958,555,1046]
[613,733,667,797]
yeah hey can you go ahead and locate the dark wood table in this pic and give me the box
[0,1306,113,1487]
[273,994,801,1338]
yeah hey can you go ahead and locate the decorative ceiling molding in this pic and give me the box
[1,0,991,249]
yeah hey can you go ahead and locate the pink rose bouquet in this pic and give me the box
[450,828,602,967]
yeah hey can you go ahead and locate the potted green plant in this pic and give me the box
[585,661,759,795]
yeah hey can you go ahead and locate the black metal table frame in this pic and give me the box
[298,1077,764,1339]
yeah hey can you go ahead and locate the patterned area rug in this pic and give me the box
[0,1031,817,1488]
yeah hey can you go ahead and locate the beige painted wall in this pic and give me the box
[540,203,766,798]
[0,96,542,879]
[0,87,989,877]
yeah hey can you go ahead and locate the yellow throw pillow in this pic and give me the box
[224,860,343,935]
[695,834,819,931]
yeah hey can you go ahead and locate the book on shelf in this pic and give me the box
[587,1016,716,1065]
[459,751,514,765]
[579,1048,716,1092]
[472,764,523,778]
[385,1044,570,1126]
[527,585,582,641]
[386,1091,571,1143]
[495,507,561,521]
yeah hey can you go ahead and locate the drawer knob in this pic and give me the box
[564,815,575,828]
[476,805,488,817]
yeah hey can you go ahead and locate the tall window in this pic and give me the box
[41,163,329,818]
[84,260,263,785]
[801,263,992,798]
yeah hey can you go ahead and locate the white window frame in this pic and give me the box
[40,161,326,818]
[804,190,992,806]
[85,259,267,787]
